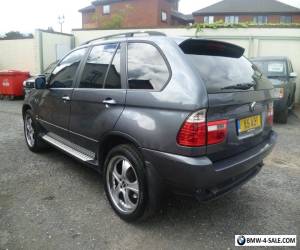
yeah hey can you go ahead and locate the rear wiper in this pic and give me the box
[221,83,255,90]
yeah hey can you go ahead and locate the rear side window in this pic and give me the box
[79,43,118,89]
[127,43,170,91]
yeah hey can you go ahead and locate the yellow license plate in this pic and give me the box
[238,115,262,133]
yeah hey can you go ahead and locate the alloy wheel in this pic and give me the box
[25,115,35,147]
[106,156,140,214]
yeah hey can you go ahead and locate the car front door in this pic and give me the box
[68,42,126,153]
[38,48,87,139]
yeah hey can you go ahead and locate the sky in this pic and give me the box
[0,0,300,34]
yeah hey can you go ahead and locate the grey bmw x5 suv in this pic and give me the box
[23,32,277,221]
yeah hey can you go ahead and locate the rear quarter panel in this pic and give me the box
[115,38,208,156]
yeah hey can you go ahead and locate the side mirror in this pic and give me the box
[290,72,297,78]
[35,76,46,89]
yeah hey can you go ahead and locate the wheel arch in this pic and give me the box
[99,132,142,168]
[22,104,32,118]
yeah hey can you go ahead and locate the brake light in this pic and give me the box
[177,110,228,147]
[267,102,274,126]
[207,120,228,145]
[177,110,206,147]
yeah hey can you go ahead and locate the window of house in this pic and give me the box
[253,16,268,24]
[280,16,292,24]
[225,16,239,24]
[49,48,87,88]
[204,16,214,24]
[127,43,170,91]
[161,11,168,22]
[103,5,110,15]
[79,43,118,89]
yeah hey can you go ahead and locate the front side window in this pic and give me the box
[79,43,118,89]
[225,16,239,24]
[49,48,87,88]
[280,16,292,24]
[253,16,268,24]
[103,5,110,15]
[161,11,167,22]
[204,16,214,24]
[127,43,170,91]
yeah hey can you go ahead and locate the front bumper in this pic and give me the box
[142,131,277,201]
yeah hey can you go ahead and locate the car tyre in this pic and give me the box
[23,110,46,152]
[104,144,155,222]
[276,106,288,124]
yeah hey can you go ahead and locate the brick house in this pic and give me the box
[193,0,300,25]
[79,0,193,29]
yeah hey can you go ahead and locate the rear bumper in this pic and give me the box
[142,131,277,201]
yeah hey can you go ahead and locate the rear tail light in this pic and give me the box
[267,102,274,126]
[207,120,228,145]
[177,109,228,147]
[177,110,206,147]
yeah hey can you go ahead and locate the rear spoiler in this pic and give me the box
[179,39,245,58]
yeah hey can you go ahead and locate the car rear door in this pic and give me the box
[68,42,126,153]
[38,48,87,139]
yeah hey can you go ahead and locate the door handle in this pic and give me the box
[62,96,71,101]
[102,98,117,105]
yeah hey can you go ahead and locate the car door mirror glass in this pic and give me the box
[35,76,46,89]
[289,72,297,78]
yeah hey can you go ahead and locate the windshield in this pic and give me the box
[43,61,58,75]
[187,55,264,93]
[252,60,287,77]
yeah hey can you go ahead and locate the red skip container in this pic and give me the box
[0,70,30,99]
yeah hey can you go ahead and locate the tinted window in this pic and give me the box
[188,55,265,93]
[49,48,86,88]
[105,47,121,89]
[127,43,169,90]
[252,60,287,77]
[80,43,118,89]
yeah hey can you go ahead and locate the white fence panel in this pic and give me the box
[73,28,300,102]
[38,30,74,72]
[0,38,36,73]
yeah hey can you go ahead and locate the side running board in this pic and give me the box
[42,133,96,162]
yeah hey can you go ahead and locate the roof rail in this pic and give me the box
[82,31,166,45]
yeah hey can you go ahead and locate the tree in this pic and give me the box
[0,31,33,40]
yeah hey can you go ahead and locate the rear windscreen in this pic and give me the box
[187,55,260,93]
[252,60,286,77]
[180,40,269,93]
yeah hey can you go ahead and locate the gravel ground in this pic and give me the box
[0,100,299,250]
